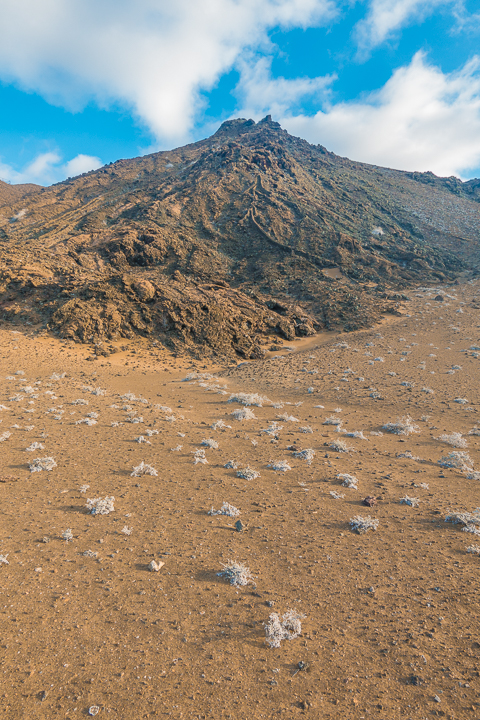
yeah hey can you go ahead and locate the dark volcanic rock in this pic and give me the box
[0,116,478,357]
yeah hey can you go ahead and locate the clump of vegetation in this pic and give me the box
[228,392,270,407]
[338,473,358,489]
[193,448,208,464]
[217,560,254,587]
[211,420,231,431]
[436,433,467,448]
[0,431,12,442]
[323,416,342,426]
[224,460,238,469]
[439,451,473,472]
[202,438,219,449]
[131,461,158,477]
[277,412,299,422]
[230,407,256,421]
[349,515,379,534]
[148,560,164,572]
[400,495,419,507]
[329,439,353,453]
[382,416,420,435]
[86,496,115,515]
[208,502,240,517]
[25,442,44,452]
[264,610,306,648]
[29,457,57,472]
[268,460,291,472]
[293,448,315,464]
[445,509,480,529]
[236,466,260,480]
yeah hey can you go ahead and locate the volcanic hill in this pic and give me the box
[1,115,479,358]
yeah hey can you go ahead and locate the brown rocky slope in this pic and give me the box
[1,116,479,358]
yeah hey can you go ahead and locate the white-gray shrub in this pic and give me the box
[208,502,240,517]
[268,460,291,472]
[400,495,419,507]
[29,457,57,472]
[293,448,315,464]
[227,392,269,407]
[349,515,379,534]
[437,432,467,448]
[338,473,358,489]
[217,560,253,586]
[264,610,305,648]
[382,416,420,435]
[86,496,115,515]
[131,461,158,477]
[236,466,260,480]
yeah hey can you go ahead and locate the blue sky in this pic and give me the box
[0,0,479,185]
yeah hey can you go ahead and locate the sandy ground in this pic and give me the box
[1,279,480,719]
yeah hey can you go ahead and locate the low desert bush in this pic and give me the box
[211,420,231,431]
[268,460,291,472]
[277,413,299,422]
[329,439,353,453]
[323,416,342,426]
[25,442,44,452]
[382,416,420,435]
[264,610,305,648]
[131,461,158,477]
[437,433,467,448]
[86,496,115,515]
[439,451,473,472]
[208,502,240,517]
[338,473,358,489]
[445,509,480,527]
[236,466,260,480]
[293,448,315,464]
[349,515,379,533]
[202,438,219,449]
[400,495,419,507]
[29,457,57,472]
[227,392,269,407]
[193,448,208,464]
[230,407,256,421]
[261,422,283,437]
[217,560,253,586]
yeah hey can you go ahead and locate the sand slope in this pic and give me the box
[1,279,480,719]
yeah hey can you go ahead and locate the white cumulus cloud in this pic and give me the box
[0,0,335,145]
[355,0,455,54]
[234,54,335,119]
[0,152,103,185]
[279,52,480,178]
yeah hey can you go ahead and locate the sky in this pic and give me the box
[0,0,480,186]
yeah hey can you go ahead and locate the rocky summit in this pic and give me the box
[1,115,479,358]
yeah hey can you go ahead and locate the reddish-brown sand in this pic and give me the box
[1,279,480,719]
